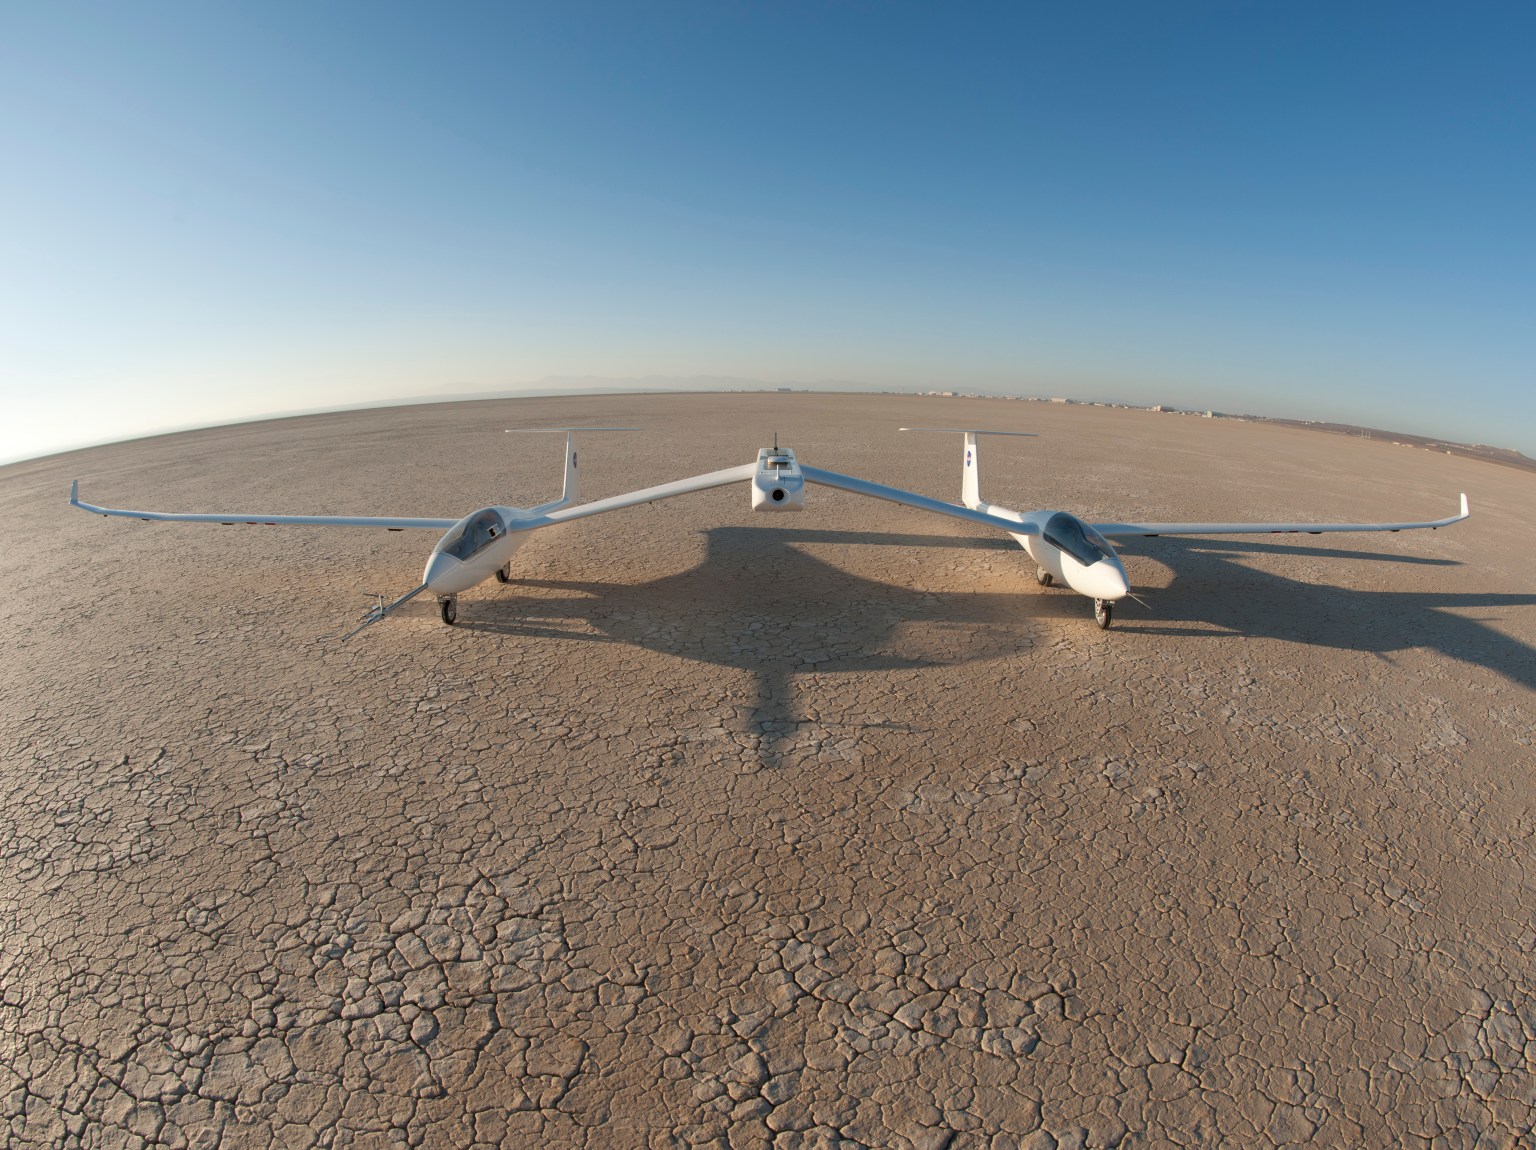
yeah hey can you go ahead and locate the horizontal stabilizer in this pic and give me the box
[899,428,1038,437]
[898,428,1035,509]
[505,428,643,514]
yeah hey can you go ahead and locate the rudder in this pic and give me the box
[504,427,641,513]
[899,427,1036,510]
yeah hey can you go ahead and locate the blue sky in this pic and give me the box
[2,2,1532,462]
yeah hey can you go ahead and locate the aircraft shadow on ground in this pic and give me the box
[452,528,1536,760]
[1115,536,1536,692]
[459,527,1053,767]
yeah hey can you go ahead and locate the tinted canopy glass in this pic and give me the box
[1043,512,1111,566]
[441,508,507,560]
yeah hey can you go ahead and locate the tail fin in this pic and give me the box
[962,432,981,509]
[558,431,578,506]
[504,427,640,513]
[898,428,1037,509]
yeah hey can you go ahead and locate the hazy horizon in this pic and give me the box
[3,4,1532,463]
[6,375,1526,469]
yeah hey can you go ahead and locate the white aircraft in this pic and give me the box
[70,426,1469,636]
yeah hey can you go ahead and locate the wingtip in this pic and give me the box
[69,479,78,504]
[1460,492,1469,517]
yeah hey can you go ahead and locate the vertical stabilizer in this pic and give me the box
[505,427,641,514]
[560,431,578,506]
[899,427,1036,510]
[961,431,981,509]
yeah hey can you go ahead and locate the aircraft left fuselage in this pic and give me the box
[421,506,534,597]
[966,504,1131,601]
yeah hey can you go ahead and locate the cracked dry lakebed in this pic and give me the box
[2,393,1534,1149]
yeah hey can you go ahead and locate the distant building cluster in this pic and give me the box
[804,385,1526,470]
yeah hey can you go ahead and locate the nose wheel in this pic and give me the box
[438,596,458,625]
[1094,599,1113,629]
[1036,567,1054,586]
[494,565,512,584]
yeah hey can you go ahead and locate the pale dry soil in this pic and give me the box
[2,394,1534,1150]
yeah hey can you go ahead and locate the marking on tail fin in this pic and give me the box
[504,427,641,513]
[898,428,1036,511]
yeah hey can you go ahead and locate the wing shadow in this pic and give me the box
[1116,536,1536,691]
[450,526,1535,762]
[459,527,1057,767]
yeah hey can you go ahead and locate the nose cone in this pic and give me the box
[423,551,466,594]
[1079,558,1129,601]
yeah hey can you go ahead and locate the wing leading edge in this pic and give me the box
[1092,493,1469,538]
[69,481,459,530]
[798,465,1039,535]
[531,464,759,526]
[536,462,1043,536]
[73,459,1034,537]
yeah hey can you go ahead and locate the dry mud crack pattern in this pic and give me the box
[2,394,1534,1149]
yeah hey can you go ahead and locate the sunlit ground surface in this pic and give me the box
[2,394,1533,1148]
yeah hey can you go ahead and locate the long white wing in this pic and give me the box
[533,464,759,525]
[527,461,1043,533]
[70,481,459,530]
[1093,493,1469,537]
[799,465,1039,535]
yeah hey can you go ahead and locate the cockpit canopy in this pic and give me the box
[439,508,507,561]
[1042,512,1113,566]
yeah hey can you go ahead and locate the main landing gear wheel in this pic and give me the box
[494,565,512,584]
[439,597,458,625]
[1036,567,1054,586]
[1094,599,1113,629]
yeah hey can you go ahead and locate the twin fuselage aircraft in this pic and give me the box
[70,427,1470,638]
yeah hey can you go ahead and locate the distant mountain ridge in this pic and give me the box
[1253,416,1536,474]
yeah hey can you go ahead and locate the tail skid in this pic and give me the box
[505,427,640,515]
[898,428,1037,510]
